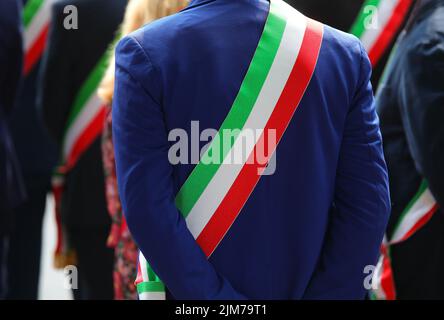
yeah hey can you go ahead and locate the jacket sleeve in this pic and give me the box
[112,36,246,300]
[37,3,73,146]
[303,42,391,299]
[398,31,444,207]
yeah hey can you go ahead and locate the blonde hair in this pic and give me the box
[98,0,188,104]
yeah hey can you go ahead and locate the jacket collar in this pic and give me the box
[184,0,270,11]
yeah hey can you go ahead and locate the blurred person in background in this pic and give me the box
[375,0,444,299]
[38,0,127,299]
[6,0,58,300]
[98,0,188,300]
[0,0,26,299]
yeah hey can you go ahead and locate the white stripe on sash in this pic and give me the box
[63,94,104,160]
[139,292,166,300]
[139,251,149,282]
[390,188,437,244]
[24,0,53,51]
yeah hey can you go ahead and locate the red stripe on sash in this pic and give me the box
[380,246,396,300]
[135,262,143,285]
[65,106,107,170]
[24,23,49,76]
[196,19,324,258]
[368,0,412,66]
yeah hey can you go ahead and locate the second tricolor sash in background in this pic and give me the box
[371,180,438,300]
[52,39,117,268]
[23,0,54,75]
[351,0,413,66]
[136,0,324,300]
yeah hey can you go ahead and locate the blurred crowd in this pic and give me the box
[0,0,443,300]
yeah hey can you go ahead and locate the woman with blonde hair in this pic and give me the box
[98,0,188,300]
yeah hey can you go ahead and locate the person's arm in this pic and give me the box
[399,32,444,207]
[112,36,245,300]
[303,42,391,299]
[37,3,73,145]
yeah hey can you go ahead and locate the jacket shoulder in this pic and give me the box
[318,24,369,97]
[322,24,365,63]
[127,9,195,51]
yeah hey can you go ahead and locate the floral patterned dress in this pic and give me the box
[102,107,138,300]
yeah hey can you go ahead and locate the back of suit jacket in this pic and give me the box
[113,0,390,299]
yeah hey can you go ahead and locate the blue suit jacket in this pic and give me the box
[113,0,391,299]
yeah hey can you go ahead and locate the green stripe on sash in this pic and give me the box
[23,0,45,28]
[350,0,382,38]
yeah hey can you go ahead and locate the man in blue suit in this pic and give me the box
[113,0,391,299]
[0,0,26,299]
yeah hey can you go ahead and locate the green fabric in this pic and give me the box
[23,0,45,28]
[350,0,382,38]
[137,281,166,293]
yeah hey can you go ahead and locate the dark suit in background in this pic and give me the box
[377,0,444,299]
[0,0,26,299]
[6,0,58,300]
[38,0,127,299]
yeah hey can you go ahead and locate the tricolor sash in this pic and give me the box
[371,180,439,300]
[52,45,115,268]
[136,0,324,300]
[23,0,54,76]
[350,0,413,66]
[60,53,111,172]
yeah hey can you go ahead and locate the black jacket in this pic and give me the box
[376,0,444,298]
[38,0,127,228]
[0,0,26,231]
[8,0,58,186]
[377,0,444,235]
[285,0,364,32]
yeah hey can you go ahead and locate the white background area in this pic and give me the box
[38,195,72,300]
